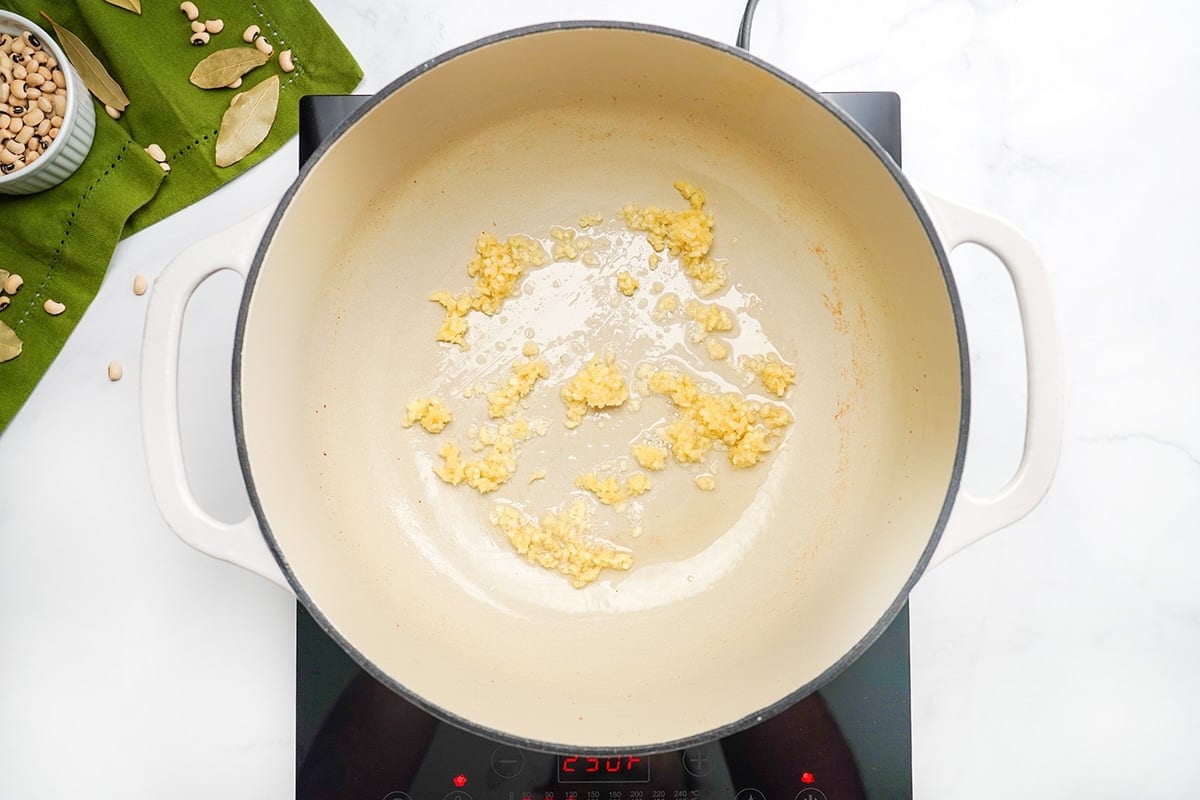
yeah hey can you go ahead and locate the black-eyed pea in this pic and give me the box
[204,19,224,33]
[38,137,48,152]
[108,361,123,381]
[37,119,50,137]
[4,139,24,155]
[8,116,22,133]
[0,162,14,174]
[0,83,8,104]
[46,57,57,70]
[190,31,210,46]
[48,127,58,140]
[0,148,16,166]
[11,81,27,101]
[20,31,41,51]
[26,87,40,102]
[133,274,148,296]
[0,296,9,311]
[190,20,206,33]
[51,69,64,85]
[23,148,38,165]
[24,107,43,127]
[0,113,8,129]
[33,51,47,66]
[145,143,166,162]
[12,64,26,81]
[14,127,32,145]
[278,49,295,73]
[50,115,63,128]
[254,36,273,56]
[105,104,122,119]
[242,24,260,43]
[42,81,56,93]
[227,77,242,89]
[43,298,65,316]
[180,1,199,20]
[52,94,65,117]
[159,161,171,174]
[37,96,52,114]
[4,273,24,294]
[26,71,44,88]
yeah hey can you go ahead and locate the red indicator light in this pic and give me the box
[801,772,815,785]
[452,774,468,788]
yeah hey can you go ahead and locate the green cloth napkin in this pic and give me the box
[0,0,362,431]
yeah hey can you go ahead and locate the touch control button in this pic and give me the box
[795,790,827,800]
[736,789,766,800]
[444,791,473,800]
[491,746,525,778]
[681,748,715,777]
[383,793,413,800]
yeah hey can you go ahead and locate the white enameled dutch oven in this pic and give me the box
[140,19,1063,754]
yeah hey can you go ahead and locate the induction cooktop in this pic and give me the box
[295,90,910,800]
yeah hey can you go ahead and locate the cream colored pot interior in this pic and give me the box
[238,27,962,749]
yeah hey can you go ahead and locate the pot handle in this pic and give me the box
[918,189,1064,567]
[140,206,293,593]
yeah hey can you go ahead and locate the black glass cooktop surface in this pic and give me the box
[295,91,909,800]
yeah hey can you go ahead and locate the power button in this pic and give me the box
[795,790,827,800]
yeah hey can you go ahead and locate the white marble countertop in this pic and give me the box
[2,0,1198,797]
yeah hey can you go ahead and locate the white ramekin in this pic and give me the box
[0,11,97,196]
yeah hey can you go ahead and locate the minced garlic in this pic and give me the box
[616,271,639,297]
[487,357,549,418]
[561,354,629,429]
[695,475,716,492]
[578,212,603,228]
[648,368,792,468]
[434,419,536,494]
[648,253,661,270]
[429,233,548,346]
[522,341,540,358]
[652,293,680,322]
[685,300,734,335]
[402,397,453,433]
[489,501,633,588]
[705,338,730,361]
[576,471,651,508]
[622,181,726,296]
[631,443,669,471]
[745,355,797,397]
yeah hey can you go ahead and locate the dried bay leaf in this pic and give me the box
[189,47,269,90]
[103,0,142,14]
[39,12,131,111]
[215,74,279,168]
[0,320,22,364]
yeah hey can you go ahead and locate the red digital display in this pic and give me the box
[557,756,650,783]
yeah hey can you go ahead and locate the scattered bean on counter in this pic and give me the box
[180,2,200,21]
[0,296,9,311]
[105,104,122,120]
[3,273,23,295]
[43,298,65,316]
[0,31,67,176]
[254,36,273,56]
[144,143,166,162]
[204,19,224,34]
[132,274,148,296]
[107,361,123,382]
[190,31,211,46]
[279,49,295,73]
[242,25,261,43]
[190,20,206,34]
[227,77,242,89]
